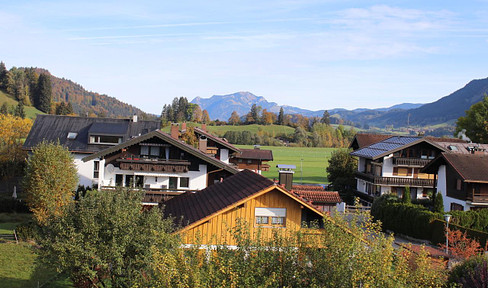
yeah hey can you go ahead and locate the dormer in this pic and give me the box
[88,122,128,145]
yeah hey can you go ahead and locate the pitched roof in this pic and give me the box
[235,148,273,161]
[429,140,488,155]
[193,127,240,153]
[350,136,447,160]
[163,169,323,230]
[422,153,488,183]
[294,190,342,204]
[23,115,159,154]
[349,133,392,151]
[82,130,239,174]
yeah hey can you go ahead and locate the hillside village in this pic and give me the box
[1,62,488,285]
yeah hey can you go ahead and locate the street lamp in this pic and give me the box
[444,214,451,255]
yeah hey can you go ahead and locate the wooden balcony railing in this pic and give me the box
[117,157,190,172]
[393,157,432,167]
[355,172,435,187]
[467,193,488,203]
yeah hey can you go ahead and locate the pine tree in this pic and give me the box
[434,192,444,213]
[0,62,7,89]
[0,102,8,115]
[402,186,411,203]
[321,110,331,125]
[36,73,52,113]
[278,107,284,125]
[14,101,25,119]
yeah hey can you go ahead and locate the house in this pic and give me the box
[172,123,273,174]
[23,114,160,188]
[291,185,342,213]
[421,153,488,211]
[163,169,324,246]
[82,129,239,204]
[350,136,447,203]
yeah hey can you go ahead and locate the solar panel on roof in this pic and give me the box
[89,122,129,135]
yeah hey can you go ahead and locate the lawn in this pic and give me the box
[0,90,44,119]
[0,213,72,288]
[237,145,340,184]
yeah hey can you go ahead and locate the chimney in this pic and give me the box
[199,136,208,153]
[132,114,138,122]
[170,123,179,139]
[181,122,187,132]
[201,123,207,132]
[276,164,295,191]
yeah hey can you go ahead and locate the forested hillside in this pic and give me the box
[0,61,149,118]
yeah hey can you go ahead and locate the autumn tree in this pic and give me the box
[439,228,482,260]
[0,114,32,180]
[261,109,275,125]
[36,73,52,113]
[38,189,178,287]
[202,109,210,124]
[55,102,74,115]
[23,141,78,225]
[455,95,488,143]
[192,105,203,123]
[228,111,240,125]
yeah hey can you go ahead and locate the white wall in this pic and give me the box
[220,149,229,164]
[73,154,97,188]
[382,155,394,177]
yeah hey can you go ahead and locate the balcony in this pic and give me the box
[355,171,435,187]
[467,193,488,204]
[117,156,191,173]
[101,186,199,203]
[393,157,432,167]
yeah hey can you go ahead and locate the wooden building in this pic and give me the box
[163,170,324,246]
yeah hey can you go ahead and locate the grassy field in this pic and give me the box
[208,124,295,137]
[0,213,72,288]
[0,90,44,119]
[237,145,339,184]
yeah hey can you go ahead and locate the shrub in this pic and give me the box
[15,221,39,241]
[434,192,444,213]
[448,255,488,287]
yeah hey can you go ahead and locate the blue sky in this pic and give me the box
[1,1,488,115]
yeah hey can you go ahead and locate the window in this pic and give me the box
[125,175,134,187]
[180,177,189,188]
[89,135,122,145]
[393,167,411,176]
[115,174,123,186]
[456,179,462,191]
[169,177,178,189]
[255,208,286,227]
[93,161,100,178]
[451,203,464,211]
[67,132,78,140]
[140,145,160,157]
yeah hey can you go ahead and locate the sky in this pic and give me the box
[1,1,488,115]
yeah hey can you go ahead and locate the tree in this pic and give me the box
[0,61,7,89]
[0,114,32,180]
[293,126,308,146]
[277,107,284,125]
[455,95,488,143]
[36,73,52,113]
[202,109,210,124]
[434,192,444,213]
[23,141,78,225]
[261,109,275,125]
[321,110,330,125]
[14,100,25,119]
[327,149,357,203]
[228,111,240,125]
[192,105,203,123]
[38,189,178,287]
[403,186,411,203]
[0,102,8,115]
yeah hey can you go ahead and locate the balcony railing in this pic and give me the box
[393,157,432,167]
[355,172,435,187]
[117,156,191,173]
[467,193,488,203]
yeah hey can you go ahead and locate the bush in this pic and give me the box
[448,255,488,287]
[434,192,444,213]
[15,221,40,241]
[450,209,488,233]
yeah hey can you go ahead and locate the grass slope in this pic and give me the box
[0,90,44,119]
[208,124,295,137]
[237,145,339,184]
[0,213,72,288]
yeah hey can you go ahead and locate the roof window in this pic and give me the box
[67,132,78,140]
[448,145,458,151]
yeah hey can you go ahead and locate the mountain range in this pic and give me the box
[191,78,488,128]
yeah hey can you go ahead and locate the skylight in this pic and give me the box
[448,145,458,151]
[67,132,78,140]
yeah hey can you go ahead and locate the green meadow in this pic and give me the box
[0,90,44,120]
[237,145,340,184]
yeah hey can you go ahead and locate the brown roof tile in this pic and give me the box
[294,190,342,204]
[236,148,273,161]
[349,133,392,150]
[443,153,488,183]
[163,169,275,227]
